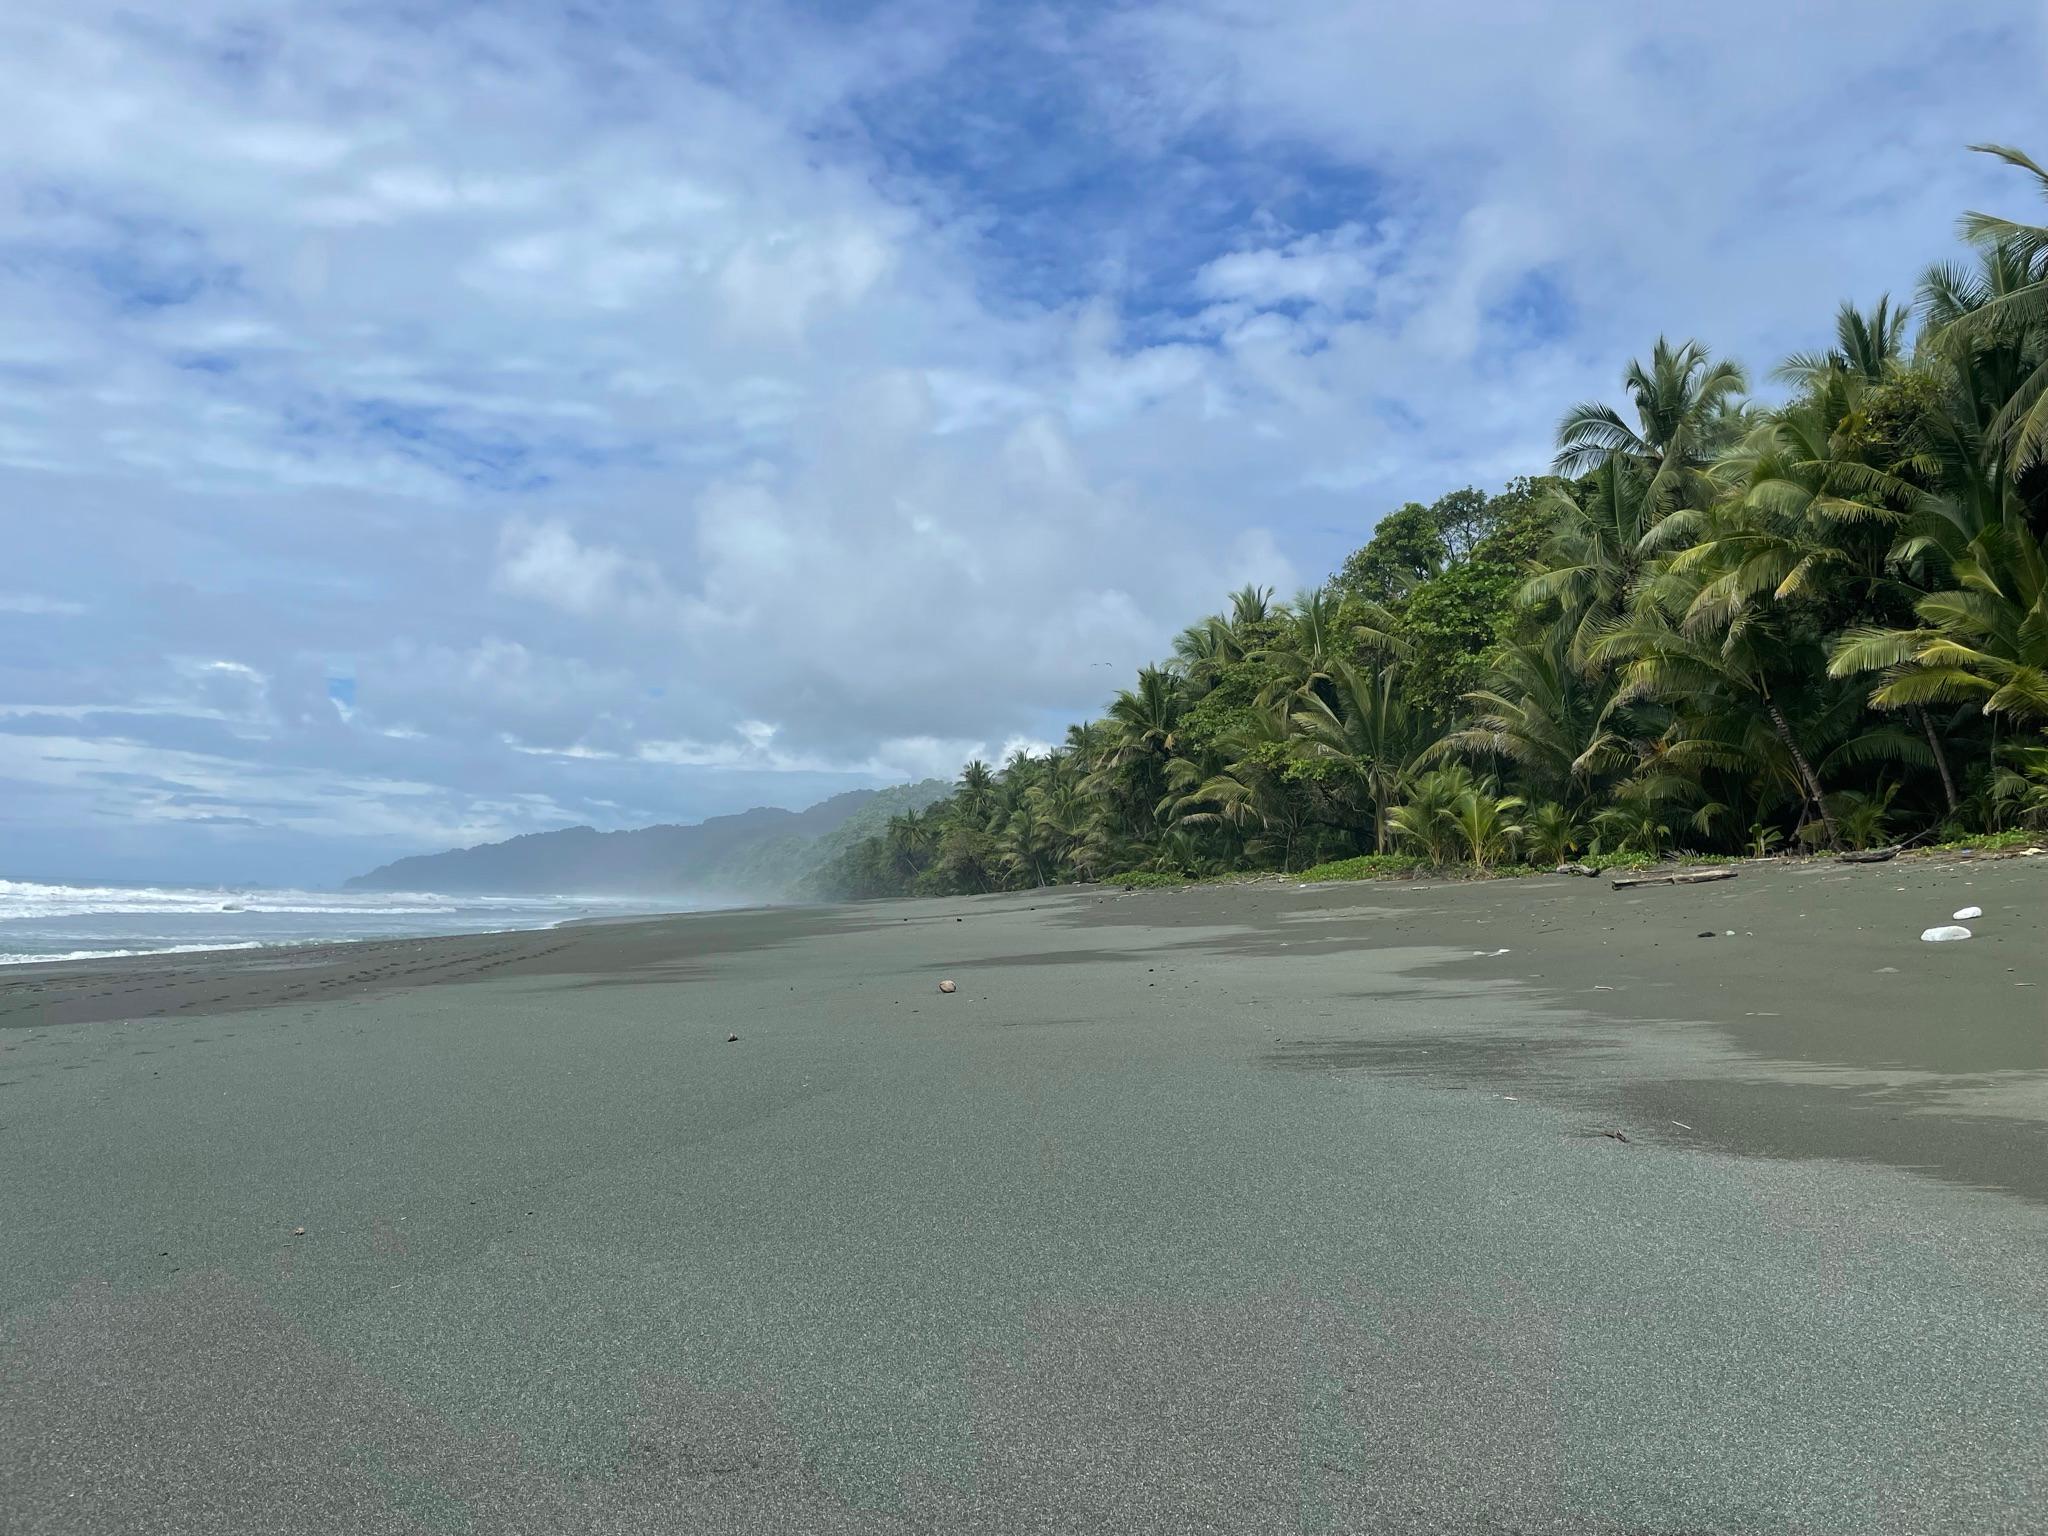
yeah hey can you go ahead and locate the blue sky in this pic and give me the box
[1,0,2043,885]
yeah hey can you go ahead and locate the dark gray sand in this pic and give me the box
[3,857,2045,1533]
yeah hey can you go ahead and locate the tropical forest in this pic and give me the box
[818,146,2048,898]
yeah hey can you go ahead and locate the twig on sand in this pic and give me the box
[1609,868,1739,890]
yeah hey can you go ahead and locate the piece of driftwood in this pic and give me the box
[1838,846,1899,863]
[1610,868,1740,889]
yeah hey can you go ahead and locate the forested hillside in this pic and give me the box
[349,780,949,897]
[820,146,2048,898]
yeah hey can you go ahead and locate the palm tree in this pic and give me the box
[1089,666,1189,837]
[1593,778,1681,858]
[1170,616,1238,697]
[996,802,1058,887]
[937,815,999,892]
[1289,659,1436,853]
[1102,667,1186,767]
[1775,296,1912,388]
[1257,585,1348,698]
[1940,144,2048,475]
[1687,385,1920,622]
[1386,766,1479,866]
[1441,631,1629,808]
[1516,459,1660,664]
[1063,720,1110,773]
[1164,702,1307,868]
[1590,573,1843,846]
[957,760,997,820]
[1689,381,1967,814]
[1228,584,1278,629]
[1523,802,1590,866]
[1555,337,1750,514]
[1830,520,2048,724]
[885,808,937,880]
[1448,776,1525,869]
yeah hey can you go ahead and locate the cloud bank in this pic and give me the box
[1,0,2040,881]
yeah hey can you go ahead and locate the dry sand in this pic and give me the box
[3,856,2045,1533]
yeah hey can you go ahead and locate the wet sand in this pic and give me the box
[3,857,2045,1532]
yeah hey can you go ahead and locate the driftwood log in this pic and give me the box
[1838,847,1900,863]
[1610,868,1740,890]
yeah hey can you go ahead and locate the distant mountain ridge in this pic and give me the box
[344,781,950,898]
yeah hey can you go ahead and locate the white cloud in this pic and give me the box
[493,522,672,623]
[0,0,2039,879]
[1195,222,1395,309]
[0,730,573,847]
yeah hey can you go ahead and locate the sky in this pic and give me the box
[2,1,2043,886]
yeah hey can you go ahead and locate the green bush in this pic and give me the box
[1296,853,1425,883]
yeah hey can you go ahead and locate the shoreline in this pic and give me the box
[0,897,735,973]
[7,855,2044,1198]
[5,855,2046,1531]
[11,835,2036,975]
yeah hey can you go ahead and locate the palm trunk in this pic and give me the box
[1915,705,1959,817]
[1763,692,1837,847]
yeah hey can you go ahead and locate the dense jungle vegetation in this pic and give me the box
[819,147,2048,897]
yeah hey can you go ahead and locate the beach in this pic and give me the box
[3,856,2046,1532]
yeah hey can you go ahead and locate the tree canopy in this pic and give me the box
[817,147,2048,898]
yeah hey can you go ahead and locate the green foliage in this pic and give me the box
[1935,827,2042,851]
[1336,501,1444,602]
[1522,802,1590,866]
[1387,481,1556,720]
[1296,853,1425,882]
[813,147,2048,904]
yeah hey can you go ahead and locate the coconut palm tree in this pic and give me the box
[1102,667,1186,767]
[1164,701,1308,868]
[956,760,997,821]
[1386,769,1458,866]
[1447,777,1525,869]
[1063,720,1111,774]
[1170,620,1228,698]
[885,807,938,880]
[1441,631,1629,808]
[1688,387,1920,598]
[1289,659,1437,854]
[1516,460,1660,664]
[1228,584,1278,629]
[1523,802,1590,866]
[937,816,1000,892]
[996,802,1059,887]
[1830,519,2048,724]
[1939,144,2048,476]
[1089,666,1189,836]
[1555,337,1750,515]
[1257,585,1348,699]
[1775,296,1912,388]
[1590,571,1843,846]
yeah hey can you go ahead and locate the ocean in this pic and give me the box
[0,880,706,965]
